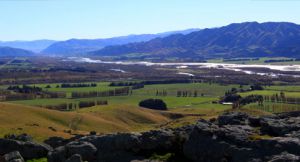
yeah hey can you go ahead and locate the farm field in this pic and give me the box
[239,85,300,113]
[7,82,300,112]
[3,81,300,141]
[0,82,118,98]
[240,90,300,98]
[0,100,230,141]
[8,83,238,109]
[265,85,300,92]
[0,102,171,141]
[0,82,238,140]
[244,102,300,113]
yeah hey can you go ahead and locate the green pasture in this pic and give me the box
[37,82,115,93]
[240,90,300,98]
[10,95,223,110]
[244,102,300,113]
[133,83,243,97]
[0,82,119,98]
[265,85,300,92]
[5,81,300,113]
[7,82,239,111]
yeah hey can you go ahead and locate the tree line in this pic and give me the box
[7,85,42,94]
[264,92,300,104]
[176,90,203,97]
[1,85,66,101]
[220,85,264,109]
[109,79,192,87]
[223,58,259,62]
[71,87,131,98]
[43,100,108,111]
[61,83,97,88]
[264,59,295,63]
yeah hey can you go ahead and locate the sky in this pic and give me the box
[0,0,299,41]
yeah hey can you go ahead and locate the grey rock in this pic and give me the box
[276,111,300,119]
[84,133,141,151]
[183,120,255,162]
[3,151,24,162]
[33,111,300,161]
[248,116,261,127]
[65,141,97,161]
[83,133,142,162]
[44,136,69,149]
[0,139,52,160]
[4,134,32,142]
[268,152,300,162]
[216,125,255,145]
[218,112,249,125]
[139,129,177,151]
[286,130,300,139]
[65,154,83,162]
[257,137,300,156]
[77,126,192,162]
[260,117,300,136]
[47,146,66,162]
[47,141,97,162]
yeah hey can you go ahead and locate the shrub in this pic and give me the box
[139,99,167,110]
[222,94,242,102]
[96,100,108,105]
[239,95,263,105]
[45,103,68,111]
[79,101,95,108]
[250,84,264,90]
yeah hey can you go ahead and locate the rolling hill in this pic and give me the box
[42,29,199,55]
[0,102,170,141]
[92,22,300,59]
[0,40,56,52]
[0,47,35,57]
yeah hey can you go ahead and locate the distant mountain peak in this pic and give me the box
[91,22,300,59]
[0,46,35,57]
[41,29,200,56]
[0,40,56,52]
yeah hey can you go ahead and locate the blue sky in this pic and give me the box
[0,0,299,41]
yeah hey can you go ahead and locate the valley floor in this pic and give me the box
[1,82,297,141]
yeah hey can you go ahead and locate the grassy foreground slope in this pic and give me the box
[0,102,170,141]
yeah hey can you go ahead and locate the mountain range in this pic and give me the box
[0,47,35,57]
[41,29,200,55]
[0,40,56,52]
[1,22,300,59]
[92,22,300,59]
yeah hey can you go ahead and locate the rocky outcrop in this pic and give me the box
[183,111,300,162]
[65,141,97,161]
[3,111,300,162]
[3,151,24,162]
[44,136,70,148]
[183,120,255,161]
[74,127,191,162]
[267,152,300,162]
[4,134,33,142]
[260,116,300,136]
[65,154,83,162]
[218,112,250,125]
[0,138,52,160]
